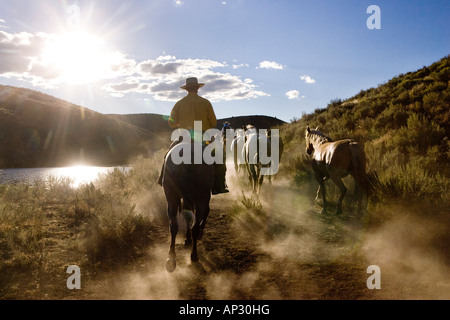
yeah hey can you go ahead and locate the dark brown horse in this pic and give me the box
[305,127,368,215]
[162,141,214,272]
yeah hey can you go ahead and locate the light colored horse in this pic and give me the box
[244,125,272,194]
[305,127,368,215]
[230,129,247,174]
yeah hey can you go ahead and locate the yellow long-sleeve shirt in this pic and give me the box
[169,93,217,131]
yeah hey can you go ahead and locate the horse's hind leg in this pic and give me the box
[165,199,179,272]
[315,172,327,214]
[182,209,193,247]
[331,176,347,215]
[315,184,323,204]
[250,165,259,194]
[257,173,264,194]
[191,198,210,263]
[182,199,194,247]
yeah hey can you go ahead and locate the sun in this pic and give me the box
[42,32,112,84]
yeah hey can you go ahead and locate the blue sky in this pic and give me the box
[0,0,448,122]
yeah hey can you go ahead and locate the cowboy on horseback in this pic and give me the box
[157,77,229,195]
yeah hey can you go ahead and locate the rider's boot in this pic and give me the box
[212,163,229,195]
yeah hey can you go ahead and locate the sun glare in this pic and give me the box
[51,165,111,188]
[42,32,111,84]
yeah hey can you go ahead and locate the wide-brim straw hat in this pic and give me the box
[181,77,205,89]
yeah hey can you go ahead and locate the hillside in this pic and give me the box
[280,55,449,212]
[107,113,286,134]
[0,85,157,168]
[215,115,286,131]
[107,113,285,151]
[0,86,286,168]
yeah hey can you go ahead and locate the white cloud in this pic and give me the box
[0,31,49,75]
[174,0,184,7]
[285,90,305,100]
[0,30,137,87]
[0,28,269,104]
[300,75,316,84]
[104,55,269,102]
[286,90,299,100]
[157,55,177,61]
[0,19,7,29]
[258,61,284,70]
[232,63,249,69]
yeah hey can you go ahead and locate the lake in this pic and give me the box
[0,166,129,188]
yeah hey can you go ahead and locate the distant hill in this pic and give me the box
[0,85,158,168]
[106,113,173,151]
[215,115,286,131]
[0,85,286,168]
[108,113,286,133]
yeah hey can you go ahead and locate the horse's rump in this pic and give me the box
[163,142,214,272]
[312,139,352,167]
[163,142,214,198]
[348,141,369,196]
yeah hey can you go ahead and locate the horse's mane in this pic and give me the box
[308,129,333,145]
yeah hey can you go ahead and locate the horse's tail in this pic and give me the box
[349,142,369,199]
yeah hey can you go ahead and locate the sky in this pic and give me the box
[0,0,448,122]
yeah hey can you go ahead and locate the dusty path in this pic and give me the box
[63,177,438,300]
[45,178,376,300]
[3,176,449,300]
[90,176,448,300]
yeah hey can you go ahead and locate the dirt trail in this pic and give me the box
[65,177,441,300]
[51,178,373,300]
[5,175,448,300]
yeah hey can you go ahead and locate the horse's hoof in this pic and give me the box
[165,258,176,273]
[191,261,207,275]
[184,238,192,247]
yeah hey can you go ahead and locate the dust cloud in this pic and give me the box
[362,212,450,299]
[96,165,449,300]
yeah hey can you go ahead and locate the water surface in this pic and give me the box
[0,166,128,188]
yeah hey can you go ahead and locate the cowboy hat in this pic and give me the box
[181,77,205,89]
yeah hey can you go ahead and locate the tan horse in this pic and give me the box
[305,127,368,215]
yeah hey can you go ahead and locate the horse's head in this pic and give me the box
[305,126,315,155]
[305,126,332,155]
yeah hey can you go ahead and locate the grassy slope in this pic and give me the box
[279,55,449,214]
